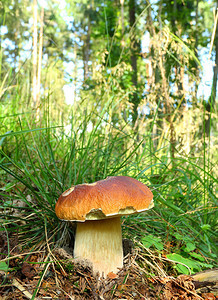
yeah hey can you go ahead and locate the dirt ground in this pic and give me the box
[0,233,217,300]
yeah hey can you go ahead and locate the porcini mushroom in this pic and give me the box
[55,176,154,277]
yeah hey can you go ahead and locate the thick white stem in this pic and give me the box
[74,217,123,277]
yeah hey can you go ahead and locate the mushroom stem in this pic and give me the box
[74,217,123,277]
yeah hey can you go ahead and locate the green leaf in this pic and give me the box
[0,261,9,272]
[184,242,196,252]
[199,262,214,269]
[176,264,190,274]
[201,224,211,231]
[141,234,164,251]
[189,252,205,262]
[0,131,13,146]
[0,126,63,139]
[167,253,201,274]
[174,233,183,240]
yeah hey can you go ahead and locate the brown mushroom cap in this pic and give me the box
[55,176,154,222]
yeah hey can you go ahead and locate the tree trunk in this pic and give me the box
[32,0,38,108]
[14,0,20,73]
[146,0,160,149]
[172,0,177,34]
[129,0,139,130]
[194,0,200,99]
[83,17,91,84]
[205,5,218,136]
[36,7,44,112]
[120,0,124,46]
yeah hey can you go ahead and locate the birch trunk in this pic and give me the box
[32,0,38,108]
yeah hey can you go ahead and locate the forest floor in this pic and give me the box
[0,233,217,300]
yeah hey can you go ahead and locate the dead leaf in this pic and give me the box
[201,293,216,300]
[21,262,36,279]
[107,272,118,279]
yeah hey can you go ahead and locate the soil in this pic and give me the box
[0,233,217,300]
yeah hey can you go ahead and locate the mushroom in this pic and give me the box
[55,176,154,277]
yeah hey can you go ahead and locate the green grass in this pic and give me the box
[0,97,217,279]
[0,29,217,277]
[0,6,217,300]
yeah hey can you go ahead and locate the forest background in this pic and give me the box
[0,0,217,285]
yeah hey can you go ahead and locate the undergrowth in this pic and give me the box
[0,4,217,286]
[0,100,217,280]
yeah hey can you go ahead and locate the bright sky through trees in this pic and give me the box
[35,0,216,105]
